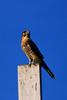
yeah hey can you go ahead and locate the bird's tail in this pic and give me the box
[42,60,55,79]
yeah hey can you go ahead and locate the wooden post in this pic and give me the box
[18,64,41,100]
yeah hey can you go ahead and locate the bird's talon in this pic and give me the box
[32,62,37,66]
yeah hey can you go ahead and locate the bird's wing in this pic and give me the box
[28,39,44,59]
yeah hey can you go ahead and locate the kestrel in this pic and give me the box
[21,30,55,79]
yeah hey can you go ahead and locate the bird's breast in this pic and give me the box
[22,44,38,60]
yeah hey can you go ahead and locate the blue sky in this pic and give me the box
[0,0,67,100]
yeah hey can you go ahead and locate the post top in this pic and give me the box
[18,63,40,67]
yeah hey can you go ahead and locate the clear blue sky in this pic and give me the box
[0,0,67,100]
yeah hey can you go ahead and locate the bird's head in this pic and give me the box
[22,30,30,38]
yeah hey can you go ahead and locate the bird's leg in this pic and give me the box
[32,59,38,66]
[29,59,32,67]
[32,59,41,66]
[32,61,37,66]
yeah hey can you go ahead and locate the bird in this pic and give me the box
[21,30,55,79]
